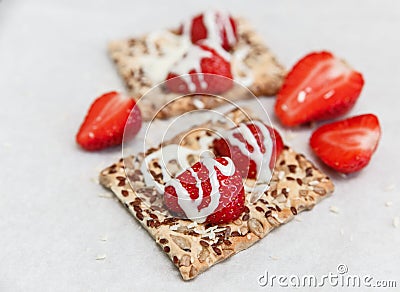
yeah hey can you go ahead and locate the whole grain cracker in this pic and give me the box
[108,17,285,120]
[99,109,334,280]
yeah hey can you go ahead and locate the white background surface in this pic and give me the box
[1,0,399,291]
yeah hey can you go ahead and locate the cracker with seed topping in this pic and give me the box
[99,109,334,280]
[108,17,285,120]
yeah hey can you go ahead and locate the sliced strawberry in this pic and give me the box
[164,161,212,215]
[164,157,245,224]
[185,11,237,51]
[213,122,284,180]
[213,137,253,178]
[310,114,381,173]
[166,44,233,94]
[275,51,364,126]
[76,91,142,151]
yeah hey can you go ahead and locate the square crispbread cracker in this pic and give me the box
[108,17,285,120]
[99,109,334,280]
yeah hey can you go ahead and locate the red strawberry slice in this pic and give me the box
[164,157,245,224]
[213,122,284,180]
[76,91,142,151]
[165,44,233,94]
[310,114,381,173]
[275,51,364,126]
[184,11,238,51]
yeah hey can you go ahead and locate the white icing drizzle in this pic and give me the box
[141,144,193,193]
[231,46,254,86]
[171,10,236,91]
[199,39,231,61]
[140,129,238,222]
[166,156,236,222]
[141,134,215,193]
[145,31,163,55]
[223,121,274,183]
[140,121,277,221]
[138,31,191,83]
[168,44,212,92]
[137,11,256,89]
[202,10,237,49]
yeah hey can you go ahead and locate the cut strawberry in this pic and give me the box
[166,44,233,94]
[310,114,381,173]
[164,157,245,224]
[213,122,284,180]
[76,91,142,151]
[184,11,237,51]
[275,51,364,126]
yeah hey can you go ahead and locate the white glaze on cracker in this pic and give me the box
[108,16,286,120]
[99,109,335,280]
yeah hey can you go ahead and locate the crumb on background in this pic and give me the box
[393,217,399,228]
[98,192,113,198]
[385,201,393,207]
[96,254,106,260]
[330,206,340,214]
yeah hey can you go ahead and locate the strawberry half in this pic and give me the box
[275,51,364,126]
[213,122,284,180]
[184,11,237,51]
[310,114,381,173]
[76,91,142,151]
[164,157,245,224]
[166,44,233,94]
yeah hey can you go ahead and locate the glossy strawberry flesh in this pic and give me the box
[76,92,141,151]
[164,157,245,224]
[164,161,211,215]
[213,123,284,179]
[165,161,218,214]
[205,183,244,224]
[310,114,381,173]
[190,15,207,43]
[166,45,233,94]
[206,158,245,224]
[275,51,364,126]
[190,12,237,51]
[213,138,253,178]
